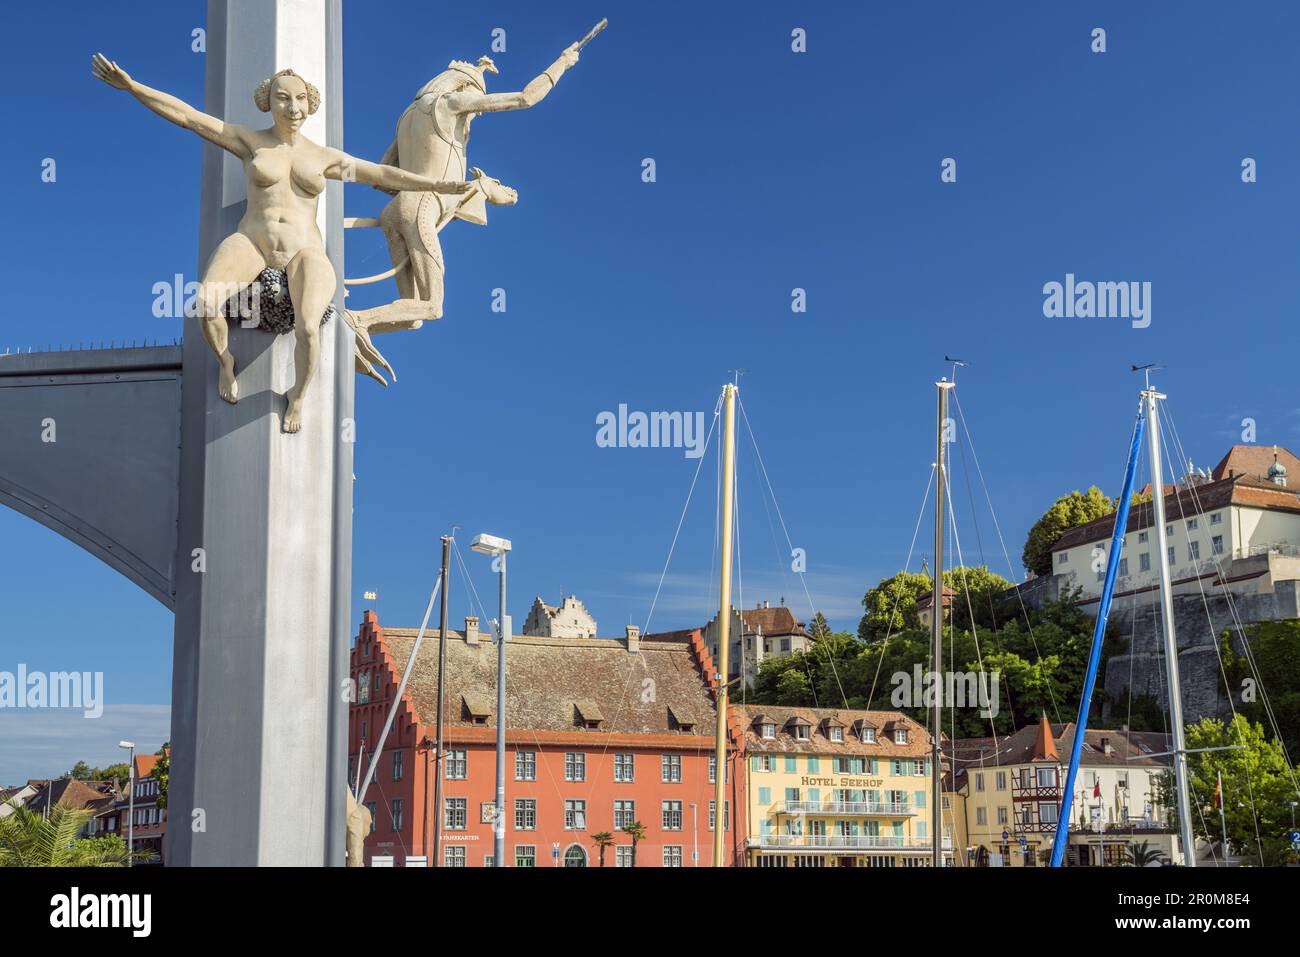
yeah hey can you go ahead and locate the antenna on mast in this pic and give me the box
[944,355,968,384]
[1131,362,1164,392]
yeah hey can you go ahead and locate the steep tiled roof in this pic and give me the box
[376,623,718,739]
[736,704,935,758]
[1051,474,1300,553]
[1212,445,1300,482]
[740,606,810,639]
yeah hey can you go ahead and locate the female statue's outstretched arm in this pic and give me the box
[324,151,473,195]
[92,53,251,159]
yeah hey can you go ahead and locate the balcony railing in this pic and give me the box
[780,800,915,817]
[751,834,952,851]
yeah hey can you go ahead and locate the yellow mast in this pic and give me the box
[712,382,737,867]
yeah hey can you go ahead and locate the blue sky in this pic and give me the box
[2,1,1298,781]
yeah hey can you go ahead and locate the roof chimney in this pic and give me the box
[465,616,480,646]
[626,624,640,653]
[1101,736,1113,755]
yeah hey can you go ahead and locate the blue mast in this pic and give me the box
[1049,401,1146,867]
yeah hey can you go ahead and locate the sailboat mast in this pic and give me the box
[712,382,738,868]
[932,379,953,868]
[1143,386,1197,867]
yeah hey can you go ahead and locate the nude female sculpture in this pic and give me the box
[91,54,470,432]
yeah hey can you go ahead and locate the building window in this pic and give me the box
[564,799,586,830]
[1119,558,1129,577]
[996,771,1007,791]
[761,723,776,739]
[793,724,809,741]
[390,799,404,832]
[894,728,908,745]
[515,845,536,868]
[661,754,682,783]
[446,749,467,780]
[365,801,376,833]
[709,754,727,784]
[1188,541,1200,562]
[1166,525,1173,536]
[614,800,636,830]
[975,773,985,792]
[358,671,370,703]
[708,800,729,832]
[515,751,536,781]
[444,846,466,867]
[1036,767,1057,788]
[1139,552,1151,572]
[360,719,367,745]
[392,750,404,782]
[1211,512,1223,525]
[753,754,773,772]
[514,798,536,831]
[1187,517,1199,530]
[1040,802,1059,825]
[614,753,634,782]
[976,807,987,826]
[1058,552,1069,565]
[1167,546,1175,566]
[1138,531,1148,543]
[913,759,925,776]
[1212,535,1224,555]
[662,800,683,830]
[444,798,466,831]
[565,752,586,782]
[829,726,843,742]
[616,846,634,868]
[997,806,1008,825]
[663,846,684,867]
[780,638,791,652]
[862,727,875,743]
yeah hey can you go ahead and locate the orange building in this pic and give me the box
[350,611,747,867]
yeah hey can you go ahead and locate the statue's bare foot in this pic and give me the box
[283,397,304,434]
[218,354,239,404]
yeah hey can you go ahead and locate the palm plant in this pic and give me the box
[590,831,614,867]
[0,801,133,867]
[1122,840,1168,867]
[620,820,646,867]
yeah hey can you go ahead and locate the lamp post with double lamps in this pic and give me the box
[471,532,512,868]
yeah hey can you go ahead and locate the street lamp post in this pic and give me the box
[471,532,512,869]
[118,740,135,867]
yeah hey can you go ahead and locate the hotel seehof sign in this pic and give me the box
[799,775,886,789]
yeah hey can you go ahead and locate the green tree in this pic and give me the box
[0,803,135,867]
[1169,715,1297,865]
[589,831,614,867]
[809,612,833,641]
[620,820,646,868]
[774,668,813,706]
[1121,840,1167,867]
[859,571,930,642]
[1022,486,1116,577]
[65,760,130,783]
[151,743,170,810]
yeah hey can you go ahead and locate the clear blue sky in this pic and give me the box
[2,1,1298,781]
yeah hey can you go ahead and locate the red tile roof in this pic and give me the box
[1212,445,1300,482]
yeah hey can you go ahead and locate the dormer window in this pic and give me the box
[829,726,843,742]
[668,705,695,733]
[574,700,605,730]
[761,723,776,740]
[894,728,908,745]
[462,694,491,726]
[795,725,809,741]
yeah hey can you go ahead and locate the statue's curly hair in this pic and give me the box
[253,69,321,115]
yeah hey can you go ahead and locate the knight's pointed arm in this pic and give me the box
[450,45,581,115]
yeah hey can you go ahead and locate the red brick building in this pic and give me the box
[350,611,747,866]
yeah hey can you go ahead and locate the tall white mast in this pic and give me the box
[1142,385,1197,866]
[932,379,953,867]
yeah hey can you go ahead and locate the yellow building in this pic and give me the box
[737,705,954,867]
